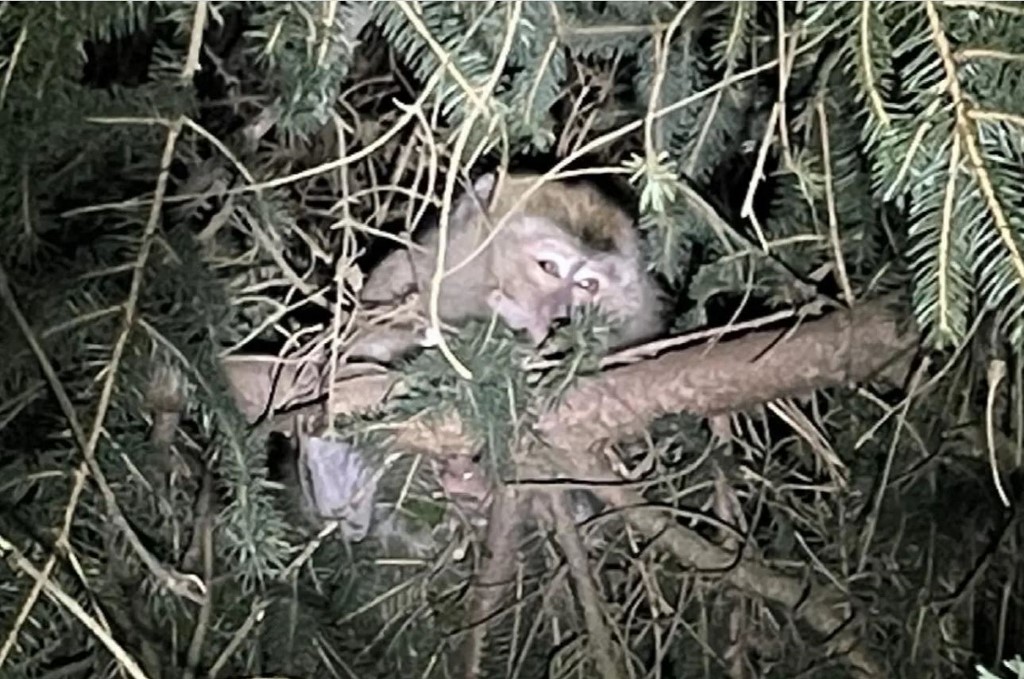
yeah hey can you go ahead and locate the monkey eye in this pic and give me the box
[538,260,560,277]
[577,278,600,293]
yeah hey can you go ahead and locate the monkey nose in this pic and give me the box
[526,321,551,345]
[544,291,571,329]
[537,303,570,342]
[550,288,573,317]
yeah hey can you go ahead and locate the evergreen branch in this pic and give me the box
[938,132,963,341]
[242,1,365,136]
[860,0,890,127]
[816,99,855,304]
[0,118,208,671]
[8,2,1019,672]
[392,0,490,115]
[926,0,1024,291]
[181,1,207,80]
[60,68,445,217]
[0,534,151,679]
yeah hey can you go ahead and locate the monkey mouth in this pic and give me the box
[550,316,571,331]
[486,284,573,346]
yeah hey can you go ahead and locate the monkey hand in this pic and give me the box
[298,435,378,542]
[344,325,426,365]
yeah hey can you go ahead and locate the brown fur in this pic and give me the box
[484,174,638,255]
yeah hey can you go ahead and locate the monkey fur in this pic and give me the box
[348,171,668,363]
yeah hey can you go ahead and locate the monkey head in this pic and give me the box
[351,171,668,365]
[486,212,649,345]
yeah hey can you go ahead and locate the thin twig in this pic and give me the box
[926,0,1024,289]
[857,357,929,574]
[985,359,1011,508]
[0,21,26,111]
[59,67,447,218]
[859,0,890,127]
[815,99,855,305]
[686,2,745,177]
[937,130,962,340]
[956,47,1024,63]
[182,1,207,80]
[0,460,88,668]
[643,2,696,157]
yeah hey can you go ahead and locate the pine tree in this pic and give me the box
[1,2,1022,678]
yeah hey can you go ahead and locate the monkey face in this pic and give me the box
[487,215,639,344]
[524,237,636,313]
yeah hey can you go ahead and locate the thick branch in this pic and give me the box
[225,300,916,457]
[234,299,914,455]
[539,298,916,454]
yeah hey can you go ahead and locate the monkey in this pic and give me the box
[347,171,668,363]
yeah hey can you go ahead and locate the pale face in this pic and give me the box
[487,214,635,343]
[524,236,627,308]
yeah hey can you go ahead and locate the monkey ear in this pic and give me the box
[451,172,498,226]
[471,172,496,202]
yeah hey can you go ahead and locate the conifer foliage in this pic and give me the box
[1,2,1023,678]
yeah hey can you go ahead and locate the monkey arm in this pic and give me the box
[344,325,424,364]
